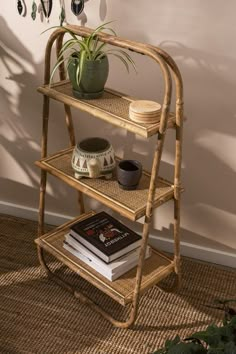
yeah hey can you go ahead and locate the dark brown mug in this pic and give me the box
[117,160,142,190]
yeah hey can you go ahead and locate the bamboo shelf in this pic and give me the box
[35,24,184,328]
[38,81,176,138]
[35,147,176,221]
[35,211,174,306]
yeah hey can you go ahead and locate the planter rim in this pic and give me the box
[70,54,108,62]
[76,137,111,153]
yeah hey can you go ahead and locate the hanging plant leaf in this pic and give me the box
[31,1,37,20]
[17,0,27,16]
[17,0,23,15]
[48,0,53,18]
[40,0,53,18]
[40,0,46,17]
[71,0,84,16]
[59,6,65,26]
[38,2,44,22]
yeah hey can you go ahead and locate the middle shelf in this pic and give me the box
[35,147,176,221]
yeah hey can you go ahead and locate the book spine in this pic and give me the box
[70,211,142,262]
[63,242,113,281]
[70,229,110,263]
[66,233,151,272]
[70,229,141,263]
[64,242,152,282]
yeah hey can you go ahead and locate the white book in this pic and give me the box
[65,233,151,274]
[63,237,152,281]
[63,242,151,281]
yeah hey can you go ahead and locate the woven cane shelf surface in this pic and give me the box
[37,81,176,138]
[35,147,176,221]
[35,211,174,306]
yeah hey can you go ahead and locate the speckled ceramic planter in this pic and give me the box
[72,137,116,179]
[68,55,109,99]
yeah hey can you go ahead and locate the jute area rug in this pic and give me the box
[0,214,235,354]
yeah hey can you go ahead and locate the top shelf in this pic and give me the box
[38,81,176,138]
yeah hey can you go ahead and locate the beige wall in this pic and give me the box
[1,1,236,261]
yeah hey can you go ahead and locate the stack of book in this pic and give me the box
[63,211,151,281]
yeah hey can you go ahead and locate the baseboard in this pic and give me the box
[150,236,236,269]
[0,201,235,268]
[0,201,73,226]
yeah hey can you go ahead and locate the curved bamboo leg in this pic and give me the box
[127,52,172,319]
[157,103,183,294]
[127,128,171,324]
[172,98,184,291]
[38,170,47,236]
[38,95,50,236]
[173,197,181,289]
[38,245,51,275]
[37,245,137,328]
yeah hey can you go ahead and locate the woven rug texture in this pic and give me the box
[0,214,235,354]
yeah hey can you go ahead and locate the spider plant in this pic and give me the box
[49,21,137,89]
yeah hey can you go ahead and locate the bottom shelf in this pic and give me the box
[35,211,175,306]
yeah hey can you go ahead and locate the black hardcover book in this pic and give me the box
[70,212,142,263]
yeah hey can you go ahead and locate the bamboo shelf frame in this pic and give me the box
[35,24,184,328]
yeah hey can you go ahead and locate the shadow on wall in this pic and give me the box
[159,40,236,208]
[99,0,107,21]
[109,38,236,250]
[0,16,40,206]
[157,40,236,249]
[106,22,236,250]
[0,16,79,212]
[107,1,236,215]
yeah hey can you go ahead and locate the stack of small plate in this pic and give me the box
[129,100,162,124]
